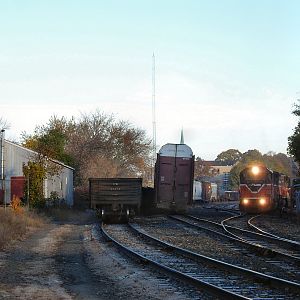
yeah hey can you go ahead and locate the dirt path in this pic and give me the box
[0,211,206,299]
[0,223,71,299]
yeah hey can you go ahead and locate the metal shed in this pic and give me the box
[0,139,74,206]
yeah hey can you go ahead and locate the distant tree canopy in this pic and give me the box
[194,157,212,179]
[288,102,300,167]
[229,149,294,189]
[21,111,152,188]
[194,148,293,183]
[215,149,242,165]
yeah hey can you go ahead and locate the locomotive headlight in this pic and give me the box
[259,198,266,205]
[243,198,249,205]
[251,166,260,175]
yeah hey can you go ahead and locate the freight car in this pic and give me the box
[201,181,212,202]
[239,165,290,213]
[210,182,218,201]
[193,180,219,202]
[155,143,194,213]
[193,180,202,202]
[89,178,142,222]
[291,178,300,209]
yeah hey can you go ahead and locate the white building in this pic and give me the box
[1,139,74,206]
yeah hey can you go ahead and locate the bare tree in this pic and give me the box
[21,110,152,188]
[0,118,10,130]
[65,110,151,187]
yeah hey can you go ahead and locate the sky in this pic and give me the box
[0,0,299,159]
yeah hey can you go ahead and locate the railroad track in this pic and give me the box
[221,214,300,261]
[200,203,240,216]
[170,214,300,279]
[248,214,300,244]
[175,214,300,262]
[102,222,300,299]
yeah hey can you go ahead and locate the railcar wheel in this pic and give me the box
[123,208,130,222]
[101,209,107,222]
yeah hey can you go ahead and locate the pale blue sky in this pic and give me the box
[0,0,299,159]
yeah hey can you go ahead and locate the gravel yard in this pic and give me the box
[249,214,300,242]
[190,203,300,243]
[0,205,298,299]
[0,210,210,299]
[134,216,300,283]
[188,203,238,222]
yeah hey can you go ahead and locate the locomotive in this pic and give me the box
[239,165,290,213]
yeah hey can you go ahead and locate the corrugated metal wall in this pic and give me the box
[1,140,74,206]
[44,168,74,205]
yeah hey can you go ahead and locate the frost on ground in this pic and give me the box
[0,211,206,300]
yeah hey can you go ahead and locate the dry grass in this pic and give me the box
[0,208,46,250]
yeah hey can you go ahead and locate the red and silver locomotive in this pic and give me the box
[239,165,290,213]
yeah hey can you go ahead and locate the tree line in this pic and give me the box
[288,101,300,167]
[194,100,300,190]
[18,111,152,206]
[194,148,297,190]
[21,111,152,188]
[1,101,299,205]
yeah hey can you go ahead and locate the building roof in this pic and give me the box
[5,139,75,171]
[202,160,233,167]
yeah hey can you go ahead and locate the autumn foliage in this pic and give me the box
[11,195,24,214]
[21,111,152,188]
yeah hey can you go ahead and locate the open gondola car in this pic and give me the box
[89,178,142,222]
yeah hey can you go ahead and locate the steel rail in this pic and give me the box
[101,223,248,300]
[179,214,300,263]
[224,216,300,248]
[168,215,300,284]
[169,215,273,255]
[128,222,300,296]
[220,215,300,262]
[166,216,300,283]
[247,214,300,248]
[185,214,299,252]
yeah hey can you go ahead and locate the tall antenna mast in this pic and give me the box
[152,53,157,178]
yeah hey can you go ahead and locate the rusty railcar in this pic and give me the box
[89,178,142,222]
[154,143,194,213]
[201,181,212,202]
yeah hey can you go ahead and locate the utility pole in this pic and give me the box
[152,53,157,184]
[1,129,5,209]
[27,170,30,209]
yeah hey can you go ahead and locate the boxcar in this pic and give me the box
[193,180,203,202]
[89,178,142,222]
[201,181,212,202]
[210,183,218,201]
[155,143,194,213]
